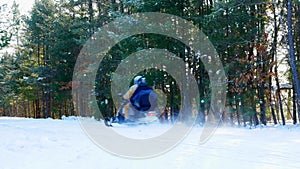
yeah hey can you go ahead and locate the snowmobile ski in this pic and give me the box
[104,113,159,127]
[104,117,113,127]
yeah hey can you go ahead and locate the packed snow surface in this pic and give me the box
[1,117,300,169]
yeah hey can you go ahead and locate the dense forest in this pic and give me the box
[0,0,299,126]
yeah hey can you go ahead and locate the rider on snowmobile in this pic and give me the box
[122,76,157,121]
[104,76,158,126]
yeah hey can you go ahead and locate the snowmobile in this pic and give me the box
[104,98,159,127]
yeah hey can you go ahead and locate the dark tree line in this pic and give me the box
[0,0,299,126]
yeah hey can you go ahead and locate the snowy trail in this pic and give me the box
[0,117,300,169]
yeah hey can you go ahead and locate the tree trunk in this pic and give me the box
[269,3,278,125]
[240,95,246,126]
[197,0,203,16]
[274,94,281,123]
[119,0,124,13]
[275,66,285,125]
[88,0,94,35]
[1,103,3,116]
[33,101,36,118]
[259,84,267,125]
[45,92,50,118]
[293,84,297,124]
[258,49,267,125]
[198,64,206,125]
[234,94,241,126]
[15,103,18,117]
[9,104,12,117]
[228,102,234,126]
[287,0,300,122]
[252,98,259,126]
[297,3,300,61]
[209,0,213,8]
[27,101,31,118]
[35,96,40,118]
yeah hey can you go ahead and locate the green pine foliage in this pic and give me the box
[0,0,299,126]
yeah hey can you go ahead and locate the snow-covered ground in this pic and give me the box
[1,117,300,169]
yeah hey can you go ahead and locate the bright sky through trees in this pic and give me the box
[1,0,34,15]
